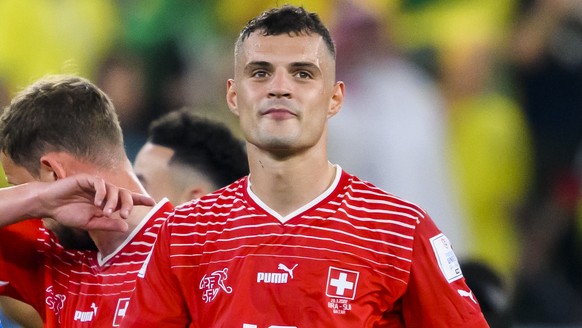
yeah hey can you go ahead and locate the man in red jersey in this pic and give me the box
[0,174,153,327]
[0,75,174,327]
[123,5,489,327]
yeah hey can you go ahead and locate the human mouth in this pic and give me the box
[262,108,296,120]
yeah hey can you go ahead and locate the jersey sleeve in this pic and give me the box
[401,214,490,327]
[121,216,190,327]
[0,220,47,313]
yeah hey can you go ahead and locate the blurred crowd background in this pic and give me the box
[0,0,581,327]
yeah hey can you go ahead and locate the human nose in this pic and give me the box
[268,68,291,98]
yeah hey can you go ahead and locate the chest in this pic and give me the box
[42,252,147,327]
[169,219,413,327]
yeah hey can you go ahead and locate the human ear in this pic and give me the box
[181,186,210,204]
[39,154,66,182]
[328,81,345,118]
[226,79,240,117]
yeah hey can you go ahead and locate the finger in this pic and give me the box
[91,176,108,207]
[85,217,129,232]
[131,193,155,207]
[102,183,120,217]
[118,189,135,220]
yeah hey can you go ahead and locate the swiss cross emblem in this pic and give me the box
[112,298,130,326]
[326,266,359,300]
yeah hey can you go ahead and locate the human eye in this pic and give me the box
[252,70,269,78]
[294,70,313,79]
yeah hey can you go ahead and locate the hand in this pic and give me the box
[34,174,155,232]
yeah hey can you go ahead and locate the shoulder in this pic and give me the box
[0,219,48,261]
[0,219,66,252]
[341,171,428,224]
[170,177,248,222]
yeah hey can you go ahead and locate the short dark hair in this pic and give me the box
[236,5,335,58]
[0,75,125,176]
[148,108,249,188]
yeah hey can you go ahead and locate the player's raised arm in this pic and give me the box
[0,174,154,231]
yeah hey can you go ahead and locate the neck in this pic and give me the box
[90,206,152,257]
[87,159,153,258]
[247,142,336,217]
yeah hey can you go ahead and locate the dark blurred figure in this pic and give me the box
[96,48,148,162]
[96,44,188,162]
[512,0,582,199]
[461,260,511,328]
[510,0,582,325]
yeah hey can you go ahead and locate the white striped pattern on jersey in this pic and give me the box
[166,168,426,286]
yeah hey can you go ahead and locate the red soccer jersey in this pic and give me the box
[0,199,173,327]
[123,169,489,327]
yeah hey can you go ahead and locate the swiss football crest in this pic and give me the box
[326,266,359,300]
[199,268,233,303]
[326,266,359,315]
[45,286,66,323]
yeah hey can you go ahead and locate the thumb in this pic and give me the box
[84,217,129,232]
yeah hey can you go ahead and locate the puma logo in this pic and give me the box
[278,263,298,279]
[457,289,477,304]
[257,264,299,284]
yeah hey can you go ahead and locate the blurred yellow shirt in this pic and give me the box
[0,0,118,93]
[0,163,7,188]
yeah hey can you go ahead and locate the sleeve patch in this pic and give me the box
[429,233,463,283]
